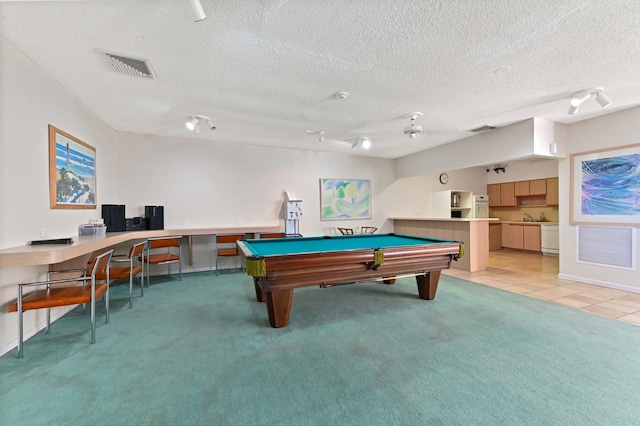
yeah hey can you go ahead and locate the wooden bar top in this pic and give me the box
[389,217,499,222]
[0,226,281,267]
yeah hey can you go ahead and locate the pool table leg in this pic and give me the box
[253,278,265,302]
[265,289,293,328]
[416,271,441,300]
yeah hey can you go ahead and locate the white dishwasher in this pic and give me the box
[540,224,559,255]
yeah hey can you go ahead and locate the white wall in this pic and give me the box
[485,158,558,184]
[558,106,640,291]
[114,132,396,237]
[384,166,489,218]
[0,35,117,354]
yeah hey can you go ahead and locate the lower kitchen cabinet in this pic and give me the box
[523,225,541,251]
[501,223,541,252]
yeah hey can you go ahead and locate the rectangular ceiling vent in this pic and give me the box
[100,50,156,79]
[470,125,498,133]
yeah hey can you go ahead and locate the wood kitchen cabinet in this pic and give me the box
[500,183,515,207]
[514,181,529,196]
[489,223,502,251]
[503,224,524,249]
[529,179,547,195]
[523,225,541,251]
[487,184,501,207]
[489,177,557,207]
[546,178,559,205]
[502,223,541,252]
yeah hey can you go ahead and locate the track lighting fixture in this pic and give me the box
[186,115,215,134]
[351,137,371,150]
[305,130,325,142]
[403,112,423,138]
[188,0,207,22]
[567,88,612,115]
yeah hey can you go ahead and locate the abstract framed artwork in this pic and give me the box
[570,143,640,225]
[320,179,371,220]
[49,125,97,209]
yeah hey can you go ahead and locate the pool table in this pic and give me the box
[237,233,463,328]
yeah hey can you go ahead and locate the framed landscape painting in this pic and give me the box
[49,125,97,209]
[320,179,371,220]
[570,143,640,225]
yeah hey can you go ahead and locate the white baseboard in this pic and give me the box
[0,305,75,358]
[557,273,640,294]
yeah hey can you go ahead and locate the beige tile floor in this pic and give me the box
[443,249,640,326]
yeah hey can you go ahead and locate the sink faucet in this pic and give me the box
[523,213,534,222]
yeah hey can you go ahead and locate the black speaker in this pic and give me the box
[102,204,126,232]
[145,205,164,230]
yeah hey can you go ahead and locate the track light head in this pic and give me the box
[570,90,590,107]
[349,137,372,149]
[318,132,324,143]
[567,104,580,115]
[185,117,199,131]
[186,115,215,133]
[188,0,207,22]
[595,91,612,109]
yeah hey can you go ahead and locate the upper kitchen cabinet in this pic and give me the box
[488,178,557,207]
[514,179,546,196]
[487,183,515,207]
[529,179,547,195]
[546,178,559,205]
[514,181,530,196]
[500,183,516,207]
[487,184,501,207]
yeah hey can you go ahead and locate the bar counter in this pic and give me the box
[391,217,498,272]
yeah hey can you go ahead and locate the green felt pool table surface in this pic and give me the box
[240,233,459,257]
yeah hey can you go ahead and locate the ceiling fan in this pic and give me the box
[403,112,424,139]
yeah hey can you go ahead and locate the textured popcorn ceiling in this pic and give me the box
[1,0,639,159]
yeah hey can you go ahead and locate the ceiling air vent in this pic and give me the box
[99,50,156,79]
[470,125,498,133]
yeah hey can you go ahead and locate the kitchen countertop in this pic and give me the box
[498,221,558,225]
[390,217,499,222]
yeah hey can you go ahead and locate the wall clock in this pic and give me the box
[439,173,449,184]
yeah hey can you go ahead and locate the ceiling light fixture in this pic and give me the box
[186,115,215,134]
[568,87,612,115]
[594,91,612,109]
[188,0,207,22]
[305,130,325,142]
[403,112,423,138]
[351,137,371,150]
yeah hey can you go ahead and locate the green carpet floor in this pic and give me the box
[2,271,640,425]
